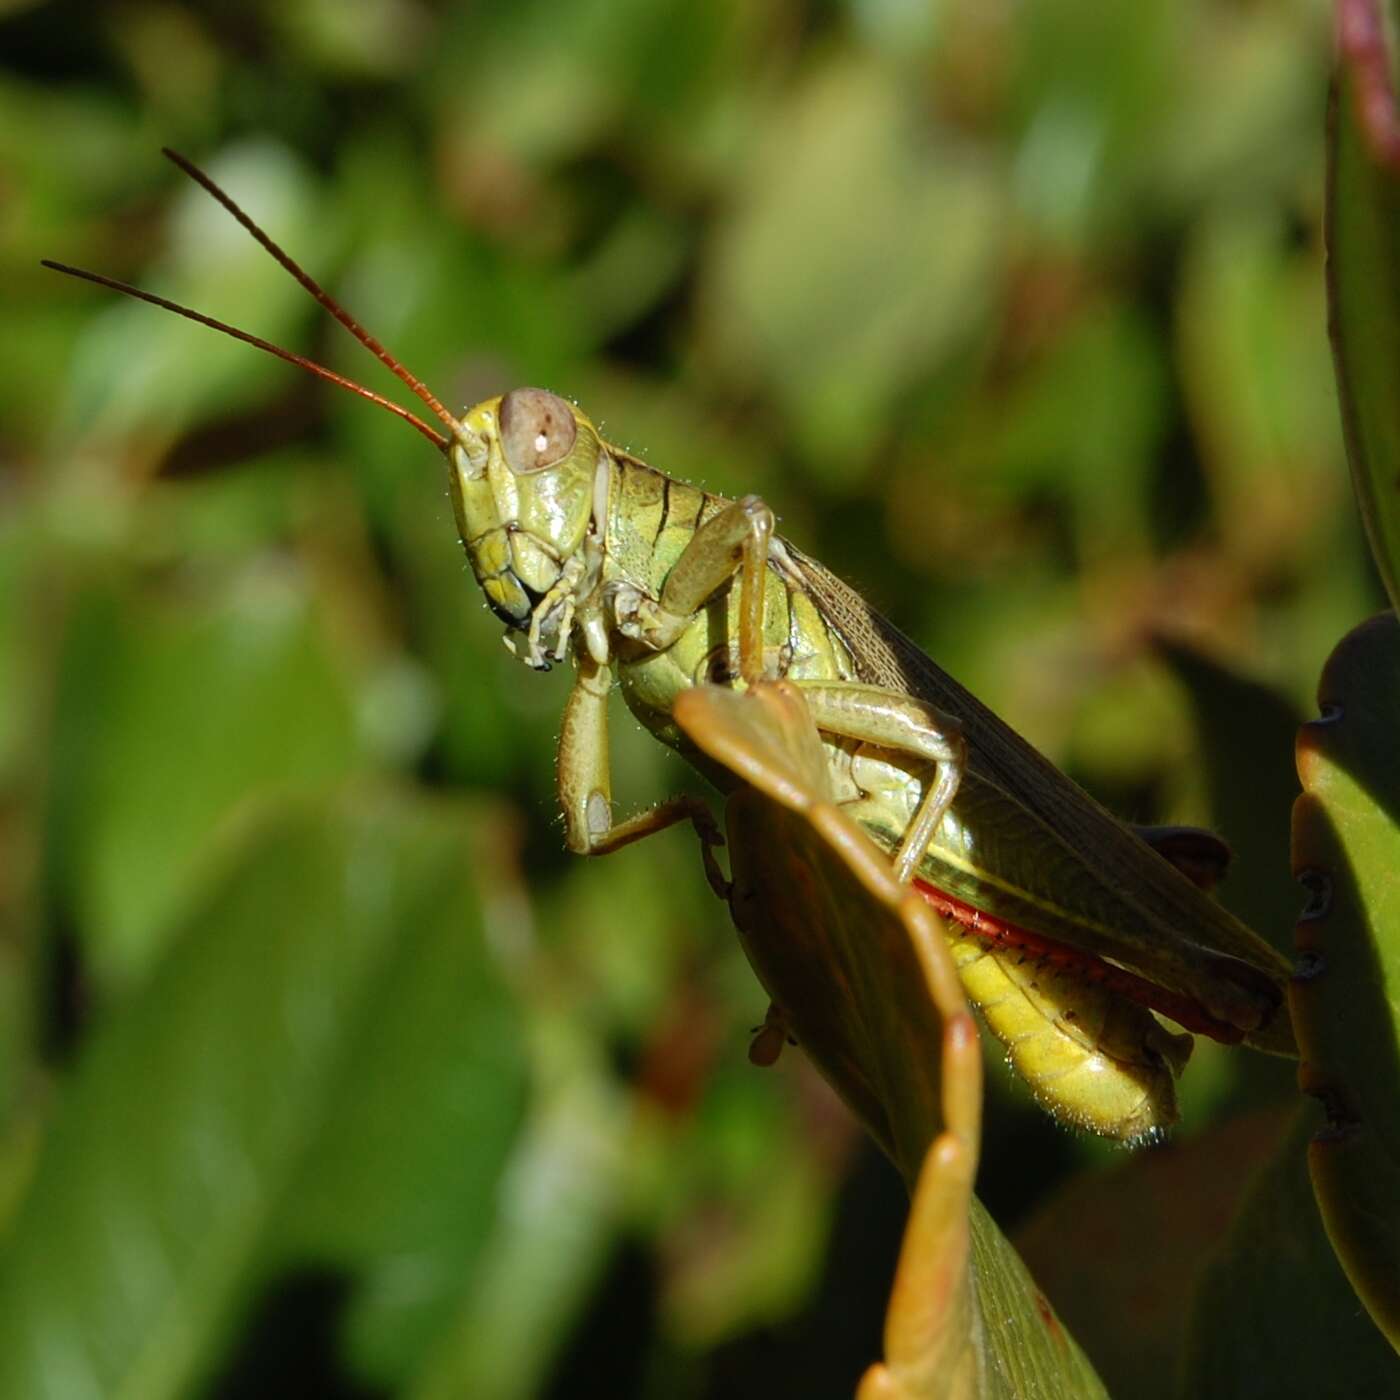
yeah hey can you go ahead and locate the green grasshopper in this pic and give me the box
[46,150,1295,1139]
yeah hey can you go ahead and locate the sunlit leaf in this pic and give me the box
[704,56,1003,477]
[1292,611,1400,1349]
[48,574,362,988]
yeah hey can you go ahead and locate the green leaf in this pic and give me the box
[978,304,1168,556]
[1016,1106,1293,1400]
[0,792,528,1400]
[964,1202,1107,1400]
[1183,1106,1398,1395]
[48,573,362,987]
[405,1037,631,1400]
[1327,65,1400,613]
[1292,611,1400,1350]
[1178,204,1339,566]
[705,56,1003,479]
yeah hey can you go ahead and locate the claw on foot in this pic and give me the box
[689,804,730,900]
[749,1003,792,1066]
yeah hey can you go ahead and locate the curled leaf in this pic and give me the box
[675,681,1108,1398]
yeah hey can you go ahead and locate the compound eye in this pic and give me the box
[499,388,577,472]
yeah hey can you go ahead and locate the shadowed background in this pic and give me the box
[0,1,1378,1397]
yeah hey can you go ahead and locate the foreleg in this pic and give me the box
[557,650,728,896]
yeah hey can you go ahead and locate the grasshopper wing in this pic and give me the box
[781,545,1295,1056]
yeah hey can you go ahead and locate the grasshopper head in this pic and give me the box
[449,388,602,636]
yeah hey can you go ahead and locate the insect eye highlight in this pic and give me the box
[499,387,578,472]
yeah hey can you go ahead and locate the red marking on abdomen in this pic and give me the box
[912,878,1244,1045]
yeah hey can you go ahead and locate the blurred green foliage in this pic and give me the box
[1,0,1386,1396]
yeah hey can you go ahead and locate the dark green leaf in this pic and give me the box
[0,793,528,1400]
[1183,1106,1398,1395]
[48,576,362,988]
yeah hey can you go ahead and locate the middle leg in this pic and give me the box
[791,680,967,885]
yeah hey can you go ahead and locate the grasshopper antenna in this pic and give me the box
[42,146,473,451]
[159,148,462,438]
[41,259,451,451]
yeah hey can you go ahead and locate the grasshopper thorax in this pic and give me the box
[449,388,603,657]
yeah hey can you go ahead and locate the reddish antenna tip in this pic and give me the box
[159,147,463,438]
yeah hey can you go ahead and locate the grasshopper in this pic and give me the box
[46,150,1295,1138]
